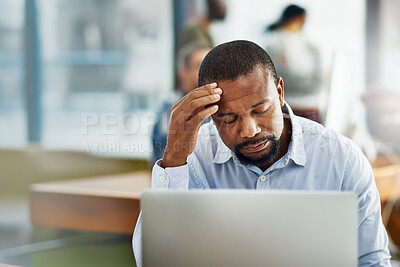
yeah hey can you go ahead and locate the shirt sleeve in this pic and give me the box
[342,145,392,266]
[151,159,190,189]
[132,160,191,267]
[132,212,143,267]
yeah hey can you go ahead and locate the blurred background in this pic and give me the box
[1,0,400,266]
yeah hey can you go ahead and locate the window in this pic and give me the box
[0,0,173,159]
[0,1,26,148]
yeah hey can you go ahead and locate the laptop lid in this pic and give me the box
[141,190,357,267]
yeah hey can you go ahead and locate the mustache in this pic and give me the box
[235,135,277,151]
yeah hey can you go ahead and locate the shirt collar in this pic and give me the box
[212,102,307,167]
[283,103,307,166]
[211,123,232,164]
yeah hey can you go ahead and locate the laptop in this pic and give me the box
[141,190,358,267]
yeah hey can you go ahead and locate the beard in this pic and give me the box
[234,135,280,167]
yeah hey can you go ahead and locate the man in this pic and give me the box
[176,0,226,52]
[134,40,391,266]
[265,4,323,123]
[152,42,212,162]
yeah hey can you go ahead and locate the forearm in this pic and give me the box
[343,145,391,266]
[357,187,391,266]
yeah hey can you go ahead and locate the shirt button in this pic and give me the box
[259,175,267,182]
[159,175,166,183]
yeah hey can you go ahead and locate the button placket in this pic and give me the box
[256,174,268,189]
[159,175,166,183]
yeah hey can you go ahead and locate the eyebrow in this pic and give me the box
[214,99,268,117]
[214,112,235,117]
[251,99,267,108]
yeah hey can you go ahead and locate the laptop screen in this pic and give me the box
[141,190,357,267]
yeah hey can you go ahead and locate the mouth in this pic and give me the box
[242,140,269,153]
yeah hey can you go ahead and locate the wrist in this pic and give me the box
[161,150,187,168]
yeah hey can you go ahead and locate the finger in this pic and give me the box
[190,104,219,126]
[193,82,218,93]
[173,83,220,110]
[173,86,220,111]
[182,93,221,121]
[176,88,221,116]
[191,83,222,99]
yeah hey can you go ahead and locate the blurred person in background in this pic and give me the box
[264,4,324,123]
[152,42,212,163]
[176,0,226,52]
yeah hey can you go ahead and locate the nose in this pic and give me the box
[239,116,261,138]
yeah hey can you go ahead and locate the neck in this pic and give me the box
[198,17,211,30]
[282,23,301,33]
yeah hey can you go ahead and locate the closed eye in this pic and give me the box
[253,109,267,115]
[221,117,238,124]
[213,115,238,124]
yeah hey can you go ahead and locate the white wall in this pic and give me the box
[379,0,400,90]
[209,0,366,134]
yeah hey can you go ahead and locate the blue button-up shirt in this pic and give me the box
[133,104,391,267]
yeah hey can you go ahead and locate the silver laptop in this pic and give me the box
[141,190,357,267]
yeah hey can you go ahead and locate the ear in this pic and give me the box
[276,77,285,107]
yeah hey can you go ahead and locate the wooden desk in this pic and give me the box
[372,156,400,248]
[372,156,400,203]
[30,156,400,235]
[30,171,151,234]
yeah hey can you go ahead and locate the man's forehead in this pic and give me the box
[216,68,273,104]
[218,85,262,104]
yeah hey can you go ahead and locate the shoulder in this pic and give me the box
[264,32,282,48]
[296,116,372,189]
[296,116,362,164]
[298,116,352,145]
[178,22,209,42]
[185,22,205,32]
